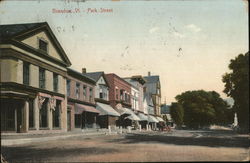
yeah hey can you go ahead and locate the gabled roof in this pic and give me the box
[85,71,110,87]
[84,72,104,82]
[0,22,71,67]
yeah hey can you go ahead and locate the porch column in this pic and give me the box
[47,102,52,130]
[22,101,29,132]
[34,96,39,130]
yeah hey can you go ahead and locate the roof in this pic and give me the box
[144,75,160,94]
[0,22,46,40]
[161,104,170,114]
[84,72,104,82]
[67,68,96,85]
[96,102,120,117]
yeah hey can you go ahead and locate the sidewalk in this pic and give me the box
[1,128,155,146]
[1,129,110,146]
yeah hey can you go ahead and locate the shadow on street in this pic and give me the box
[1,145,120,162]
[107,131,249,148]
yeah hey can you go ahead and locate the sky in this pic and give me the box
[0,0,248,104]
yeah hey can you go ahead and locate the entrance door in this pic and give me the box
[67,110,71,131]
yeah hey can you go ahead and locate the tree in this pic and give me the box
[222,52,249,132]
[175,90,231,129]
[169,102,184,127]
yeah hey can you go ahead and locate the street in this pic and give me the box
[1,129,249,162]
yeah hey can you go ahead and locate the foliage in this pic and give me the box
[169,102,184,127]
[222,52,249,132]
[175,90,232,129]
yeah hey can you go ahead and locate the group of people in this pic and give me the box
[157,122,172,132]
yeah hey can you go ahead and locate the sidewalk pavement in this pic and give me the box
[1,128,155,146]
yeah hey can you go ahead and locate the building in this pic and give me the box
[144,72,162,116]
[84,70,120,129]
[66,68,100,130]
[105,73,140,128]
[161,104,173,127]
[124,76,148,129]
[0,22,71,133]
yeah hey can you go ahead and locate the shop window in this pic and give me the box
[75,114,81,128]
[39,98,48,128]
[53,100,61,128]
[23,61,30,85]
[29,100,34,128]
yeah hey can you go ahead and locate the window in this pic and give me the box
[53,100,61,128]
[67,80,71,97]
[39,39,48,52]
[39,68,45,89]
[23,62,30,85]
[115,88,119,100]
[39,98,48,128]
[29,100,34,128]
[53,73,58,92]
[83,85,87,100]
[76,83,80,99]
[120,90,124,101]
[89,88,93,102]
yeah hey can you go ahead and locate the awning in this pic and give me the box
[75,103,100,114]
[156,116,164,122]
[124,108,141,121]
[137,113,148,121]
[148,115,159,123]
[116,107,132,116]
[96,102,120,117]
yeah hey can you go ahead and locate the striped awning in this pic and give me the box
[96,102,120,117]
[156,116,164,122]
[124,108,141,121]
[137,113,148,121]
[75,103,100,114]
[148,115,159,123]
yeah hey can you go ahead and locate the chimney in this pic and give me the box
[82,68,86,74]
[148,71,151,76]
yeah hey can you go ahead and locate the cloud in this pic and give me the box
[185,24,201,33]
[149,27,159,34]
[173,31,185,38]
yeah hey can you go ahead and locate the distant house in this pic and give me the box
[84,70,120,129]
[67,68,100,130]
[144,72,161,116]
[161,104,174,127]
[0,22,71,133]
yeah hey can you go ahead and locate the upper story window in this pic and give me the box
[120,90,124,101]
[99,85,108,100]
[53,73,58,92]
[115,88,119,100]
[89,88,93,102]
[67,80,71,97]
[39,39,48,52]
[39,68,45,89]
[75,83,80,99]
[23,61,30,85]
[83,85,87,100]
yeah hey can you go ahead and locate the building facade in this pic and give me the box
[0,22,71,133]
[84,71,120,129]
[66,68,99,130]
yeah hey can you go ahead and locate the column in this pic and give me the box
[22,101,29,132]
[47,101,52,130]
[34,96,39,130]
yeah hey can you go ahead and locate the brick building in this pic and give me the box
[66,68,100,130]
